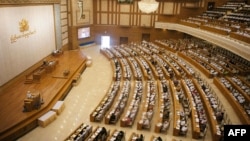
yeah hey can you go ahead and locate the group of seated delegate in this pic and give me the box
[121,81,143,127]
[129,133,144,141]
[91,81,120,122]
[101,48,115,59]
[94,38,250,141]
[219,77,250,117]
[179,1,250,44]
[108,130,125,141]
[156,79,171,133]
[184,79,208,135]
[197,77,225,137]
[120,58,132,80]
[65,123,92,141]
[138,81,156,129]
[137,56,154,80]
[172,80,190,136]
[151,136,163,141]
[182,50,219,77]
[229,76,250,96]
[128,57,143,80]
[153,54,174,79]
[113,59,122,81]
[106,80,130,124]
[170,53,195,77]
[209,46,250,74]
[87,127,108,141]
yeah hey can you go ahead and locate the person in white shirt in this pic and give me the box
[27,91,32,99]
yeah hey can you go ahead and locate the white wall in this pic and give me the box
[0,5,56,86]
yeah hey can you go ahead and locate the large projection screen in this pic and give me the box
[0,5,56,86]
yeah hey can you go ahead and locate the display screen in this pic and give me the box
[78,27,90,39]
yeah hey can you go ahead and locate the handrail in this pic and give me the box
[155,22,250,62]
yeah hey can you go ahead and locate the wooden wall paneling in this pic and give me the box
[131,1,135,26]
[129,2,132,26]
[120,14,130,26]
[107,0,110,25]
[118,2,120,25]
[138,2,141,27]
[109,13,112,25]
[101,0,108,12]
[61,0,68,49]
[97,13,100,24]
[99,0,101,25]
[102,13,108,25]
[173,2,176,15]
[160,1,164,14]
[115,0,118,25]
[93,0,97,24]
[135,1,139,26]
[111,0,114,25]
[152,14,155,27]
[175,2,180,15]
[162,2,174,15]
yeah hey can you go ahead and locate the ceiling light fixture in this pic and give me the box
[138,0,159,14]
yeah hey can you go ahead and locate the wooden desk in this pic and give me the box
[169,81,181,136]
[159,54,178,79]
[179,20,200,28]
[33,68,46,81]
[178,52,213,78]
[154,41,177,53]
[64,123,92,141]
[193,79,222,141]
[38,110,57,127]
[51,101,65,115]
[23,92,41,112]
[226,76,250,103]
[181,80,200,139]
[230,32,250,44]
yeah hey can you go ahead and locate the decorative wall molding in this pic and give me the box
[0,0,60,4]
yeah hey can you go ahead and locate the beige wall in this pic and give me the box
[0,5,56,86]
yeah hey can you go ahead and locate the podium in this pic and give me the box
[23,92,42,112]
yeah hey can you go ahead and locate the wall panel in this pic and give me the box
[120,4,130,13]
[61,19,68,26]
[163,2,174,15]
[101,0,108,11]
[141,15,151,27]
[120,14,130,26]
[101,13,108,24]
[0,5,56,86]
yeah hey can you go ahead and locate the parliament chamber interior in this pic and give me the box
[0,0,250,141]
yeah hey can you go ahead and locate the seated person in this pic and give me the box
[154,136,163,141]
[161,120,170,132]
[215,110,224,122]
[26,91,32,99]
[180,125,188,135]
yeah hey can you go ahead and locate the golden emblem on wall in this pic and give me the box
[10,18,36,43]
[19,19,29,32]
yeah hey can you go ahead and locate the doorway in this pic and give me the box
[142,33,150,42]
[101,36,110,49]
[120,37,128,45]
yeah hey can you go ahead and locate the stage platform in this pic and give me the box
[0,49,87,141]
